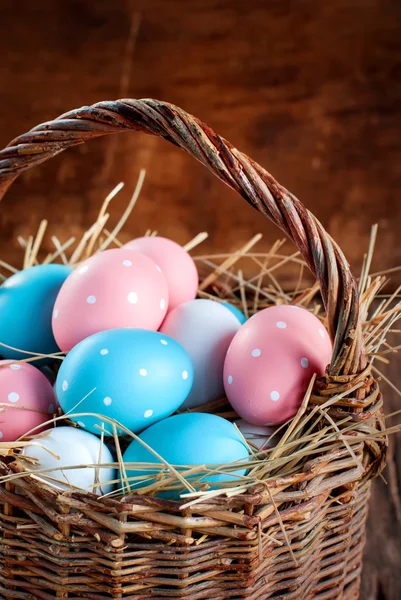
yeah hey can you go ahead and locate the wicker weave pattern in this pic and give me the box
[0,472,369,599]
[0,99,387,599]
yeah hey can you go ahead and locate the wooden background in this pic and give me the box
[0,1,400,598]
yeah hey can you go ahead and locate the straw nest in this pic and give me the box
[0,173,400,510]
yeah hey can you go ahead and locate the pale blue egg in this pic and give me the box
[222,302,247,325]
[121,413,249,497]
[0,264,72,361]
[56,328,194,435]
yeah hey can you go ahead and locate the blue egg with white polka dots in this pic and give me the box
[221,302,247,325]
[55,328,194,435]
[0,264,72,362]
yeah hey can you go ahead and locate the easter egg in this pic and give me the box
[56,328,194,435]
[0,360,58,441]
[222,302,247,324]
[160,299,241,409]
[224,305,332,425]
[122,413,249,495]
[0,264,72,361]
[123,236,198,311]
[22,426,115,494]
[52,249,169,352]
[235,419,279,450]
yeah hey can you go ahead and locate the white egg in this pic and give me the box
[160,299,241,408]
[235,419,279,450]
[22,426,115,495]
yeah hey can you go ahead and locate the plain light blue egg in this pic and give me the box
[56,328,194,436]
[0,264,72,361]
[121,413,249,497]
[221,302,247,325]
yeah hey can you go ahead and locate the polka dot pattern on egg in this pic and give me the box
[123,236,199,311]
[144,409,153,418]
[127,292,138,304]
[0,359,58,442]
[224,304,332,426]
[55,329,194,435]
[52,248,169,352]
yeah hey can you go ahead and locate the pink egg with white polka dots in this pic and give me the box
[0,360,58,442]
[224,305,332,426]
[52,249,169,352]
[123,236,199,311]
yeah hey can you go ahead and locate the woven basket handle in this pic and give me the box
[0,99,364,377]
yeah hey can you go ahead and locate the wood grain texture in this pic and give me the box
[0,0,400,598]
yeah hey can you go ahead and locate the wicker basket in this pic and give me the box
[0,99,387,599]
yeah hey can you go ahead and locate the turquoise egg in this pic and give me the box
[222,302,247,325]
[0,264,72,361]
[56,328,194,435]
[121,412,249,496]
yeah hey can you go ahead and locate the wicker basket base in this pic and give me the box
[0,480,370,599]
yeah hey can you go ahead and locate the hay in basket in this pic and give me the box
[0,98,399,599]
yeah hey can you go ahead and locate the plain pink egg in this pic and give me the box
[123,237,198,311]
[52,249,169,352]
[224,305,333,426]
[0,360,58,442]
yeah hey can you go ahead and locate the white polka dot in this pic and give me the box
[86,295,96,304]
[144,409,153,418]
[62,380,69,392]
[182,370,189,380]
[228,375,233,385]
[160,339,168,345]
[77,421,86,428]
[276,321,287,329]
[100,349,109,356]
[270,391,280,402]
[78,265,89,274]
[53,309,59,319]
[8,392,19,403]
[0,432,3,440]
[160,298,166,310]
[10,364,21,370]
[139,368,148,377]
[128,292,138,304]
[48,404,54,413]
[122,259,132,267]
[301,358,309,368]
[251,349,261,357]
[156,265,162,273]
[319,328,325,338]
[103,397,112,406]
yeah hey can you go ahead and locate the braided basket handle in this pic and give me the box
[0,99,364,377]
